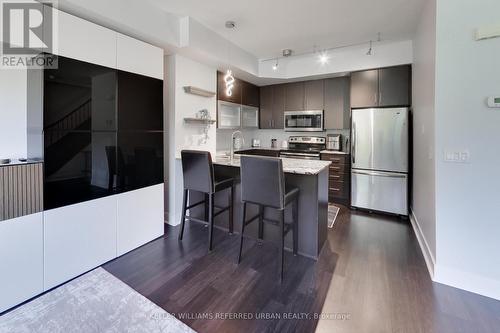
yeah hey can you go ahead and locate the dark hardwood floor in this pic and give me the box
[104,207,500,333]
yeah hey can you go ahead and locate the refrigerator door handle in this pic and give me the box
[352,170,407,178]
[352,122,356,165]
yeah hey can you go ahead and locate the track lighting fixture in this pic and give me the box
[272,59,279,70]
[366,40,373,56]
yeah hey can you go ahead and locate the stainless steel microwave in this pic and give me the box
[284,110,324,132]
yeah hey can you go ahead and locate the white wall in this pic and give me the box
[411,0,437,274]
[58,0,180,53]
[0,68,27,159]
[166,54,217,225]
[433,0,500,300]
[259,40,413,80]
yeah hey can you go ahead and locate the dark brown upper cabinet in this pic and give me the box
[378,65,411,107]
[259,85,274,129]
[350,65,411,108]
[305,80,325,110]
[284,82,305,111]
[324,77,350,129]
[241,80,260,107]
[350,69,378,108]
[259,84,285,129]
[273,84,286,129]
[217,71,242,104]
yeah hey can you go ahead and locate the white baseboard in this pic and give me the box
[410,210,500,301]
[434,265,500,301]
[409,209,435,279]
[167,211,181,226]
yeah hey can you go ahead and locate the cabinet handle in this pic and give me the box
[329,187,340,191]
[374,93,378,104]
[379,92,382,105]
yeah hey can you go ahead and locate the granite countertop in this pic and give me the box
[214,155,331,175]
[320,150,350,155]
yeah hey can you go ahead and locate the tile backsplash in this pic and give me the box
[217,128,350,152]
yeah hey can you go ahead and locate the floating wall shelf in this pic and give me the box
[183,86,216,97]
[183,118,216,125]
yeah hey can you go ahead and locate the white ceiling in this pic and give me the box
[147,0,425,59]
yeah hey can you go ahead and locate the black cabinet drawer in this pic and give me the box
[329,180,349,199]
[329,163,349,174]
[329,172,349,182]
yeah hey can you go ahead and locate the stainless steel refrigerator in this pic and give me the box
[351,108,409,215]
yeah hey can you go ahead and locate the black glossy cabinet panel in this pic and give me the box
[117,71,163,131]
[43,131,117,210]
[44,56,117,131]
[116,132,164,191]
[43,55,164,210]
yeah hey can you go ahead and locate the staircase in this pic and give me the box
[44,100,92,177]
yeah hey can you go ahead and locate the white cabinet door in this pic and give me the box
[48,6,117,68]
[0,213,43,312]
[117,184,164,256]
[217,101,241,129]
[116,34,163,79]
[44,196,117,290]
[241,106,259,128]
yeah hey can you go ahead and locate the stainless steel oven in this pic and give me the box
[279,151,321,160]
[279,136,326,160]
[284,110,324,132]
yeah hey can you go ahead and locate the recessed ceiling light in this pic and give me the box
[319,52,329,65]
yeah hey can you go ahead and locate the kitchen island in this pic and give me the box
[188,156,331,259]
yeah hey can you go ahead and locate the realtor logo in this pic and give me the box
[1,0,57,68]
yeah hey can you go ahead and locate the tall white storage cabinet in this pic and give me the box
[116,34,164,80]
[117,184,164,256]
[47,7,117,68]
[0,213,43,313]
[0,5,165,313]
[43,197,117,290]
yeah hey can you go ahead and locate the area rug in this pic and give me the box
[328,204,340,228]
[0,267,195,333]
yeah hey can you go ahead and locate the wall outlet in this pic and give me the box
[444,150,470,163]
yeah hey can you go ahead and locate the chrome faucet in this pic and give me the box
[230,130,244,160]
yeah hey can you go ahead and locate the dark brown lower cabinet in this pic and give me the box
[321,153,350,206]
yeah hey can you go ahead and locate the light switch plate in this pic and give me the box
[444,150,470,163]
